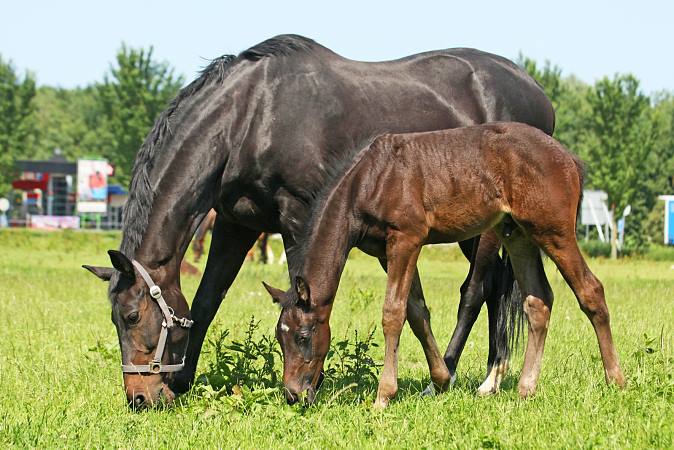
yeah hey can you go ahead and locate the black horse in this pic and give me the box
[83,34,554,408]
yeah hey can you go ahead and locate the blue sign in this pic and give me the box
[668,200,674,245]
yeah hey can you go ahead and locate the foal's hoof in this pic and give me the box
[518,384,537,398]
[373,397,389,410]
[607,370,626,389]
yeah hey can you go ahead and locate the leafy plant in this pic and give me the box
[324,326,381,401]
[196,316,281,393]
[347,287,377,312]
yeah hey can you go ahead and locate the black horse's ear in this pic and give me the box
[262,281,287,306]
[295,276,310,305]
[82,265,114,281]
[107,250,135,279]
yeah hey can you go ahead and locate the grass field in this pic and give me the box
[0,229,672,448]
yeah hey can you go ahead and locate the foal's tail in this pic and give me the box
[495,248,525,360]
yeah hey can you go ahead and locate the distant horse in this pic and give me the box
[192,209,276,263]
[264,123,625,408]
[192,209,217,262]
[82,35,554,408]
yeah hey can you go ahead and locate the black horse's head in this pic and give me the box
[83,250,191,409]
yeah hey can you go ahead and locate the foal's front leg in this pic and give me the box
[375,233,422,409]
[377,259,451,394]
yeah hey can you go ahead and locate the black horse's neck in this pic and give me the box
[119,57,253,275]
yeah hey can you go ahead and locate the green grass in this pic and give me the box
[0,229,672,448]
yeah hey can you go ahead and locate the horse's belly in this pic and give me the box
[218,195,279,232]
[425,208,506,244]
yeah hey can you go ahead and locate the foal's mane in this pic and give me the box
[286,139,378,286]
[119,35,320,256]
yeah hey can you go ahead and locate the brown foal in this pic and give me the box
[264,122,625,408]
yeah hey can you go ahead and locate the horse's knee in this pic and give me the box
[458,283,484,316]
[382,304,406,333]
[407,300,430,326]
[523,295,550,330]
[577,277,609,323]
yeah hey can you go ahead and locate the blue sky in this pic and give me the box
[1,1,671,94]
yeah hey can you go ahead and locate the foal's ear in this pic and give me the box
[82,265,114,281]
[295,276,311,305]
[107,250,135,279]
[262,281,288,307]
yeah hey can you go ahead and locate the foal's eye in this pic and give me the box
[127,312,140,324]
[296,333,310,344]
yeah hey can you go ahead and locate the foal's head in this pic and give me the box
[83,251,190,409]
[263,277,331,405]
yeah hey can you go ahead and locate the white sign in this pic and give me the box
[77,159,108,213]
[30,215,80,230]
[581,190,611,226]
[0,198,9,212]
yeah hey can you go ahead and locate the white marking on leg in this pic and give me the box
[477,360,509,396]
[280,322,289,333]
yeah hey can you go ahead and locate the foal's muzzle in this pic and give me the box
[285,371,324,405]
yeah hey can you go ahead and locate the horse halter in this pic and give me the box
[120,260,194,374]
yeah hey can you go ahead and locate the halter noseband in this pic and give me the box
[120,260,194,374]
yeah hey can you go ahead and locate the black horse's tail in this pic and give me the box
[495,248,525,360]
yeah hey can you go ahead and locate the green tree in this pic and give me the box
[97,44,184,186]
[518,54,591,151]
[0,55,36,196]
[32,86,104,161]
[650,93,674,195]
[582,74,656,258]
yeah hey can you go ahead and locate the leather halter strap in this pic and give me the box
[120,260,193,374]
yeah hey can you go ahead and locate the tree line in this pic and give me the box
[0,46,672,253]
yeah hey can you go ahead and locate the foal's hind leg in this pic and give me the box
[534,233,625,388]
[501,236,554,398]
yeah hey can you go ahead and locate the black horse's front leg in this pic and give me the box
[172,218,260,394]
[440,232,507,392]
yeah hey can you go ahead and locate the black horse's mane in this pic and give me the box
[119,35,319,256]
[241,34,317,61]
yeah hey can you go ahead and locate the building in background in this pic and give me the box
[10,149,127,229]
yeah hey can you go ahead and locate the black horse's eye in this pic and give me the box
[127,312,140,324]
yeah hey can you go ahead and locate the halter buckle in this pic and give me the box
[149,361,162,374]
[178,317,193,328]
[149,285,162,299]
